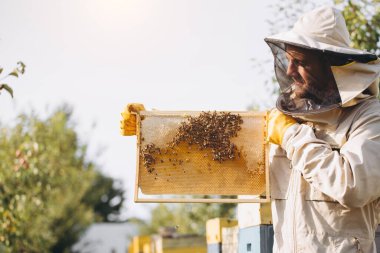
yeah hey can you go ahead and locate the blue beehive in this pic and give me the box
[238,225,273,253]
[207,242,222,253]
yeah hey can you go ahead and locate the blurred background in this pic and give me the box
[0,0,378,252]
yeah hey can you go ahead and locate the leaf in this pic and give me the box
[17,61,26,74]
[0,68,3,75]
[8,70,19,78]
[0,84,14,98]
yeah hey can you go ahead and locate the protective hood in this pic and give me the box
[264,6,380,116]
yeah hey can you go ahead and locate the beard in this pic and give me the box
[289,74,329,104]
[289,76,315,100]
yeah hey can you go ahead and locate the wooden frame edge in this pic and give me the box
[134,112,141,203]
[134,197,270,203]
[265,110,271,202]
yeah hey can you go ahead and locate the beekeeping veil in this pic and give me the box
[264,6,380,115]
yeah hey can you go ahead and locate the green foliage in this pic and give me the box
[336,0,380,54]
[0,61,26,98]
[140,200,235,236]
[0,106,125,253]
[82,173,125,222]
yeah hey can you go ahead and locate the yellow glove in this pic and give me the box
[120,103,145,136]
[267,109,297,146]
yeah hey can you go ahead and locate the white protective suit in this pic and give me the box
[265,6,380,253]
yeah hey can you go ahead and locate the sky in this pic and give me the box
[0,0,329,220]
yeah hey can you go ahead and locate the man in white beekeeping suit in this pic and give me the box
[266,5,380,253]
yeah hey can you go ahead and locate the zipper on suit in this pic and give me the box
[289,163,298,253]
[293,170,299,253]
[354,237,362,253]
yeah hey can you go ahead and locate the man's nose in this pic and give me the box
[286,60,297,77]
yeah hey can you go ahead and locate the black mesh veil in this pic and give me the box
[265,40,344,115]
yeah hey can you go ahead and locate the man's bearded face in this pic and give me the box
[285,45,333,102]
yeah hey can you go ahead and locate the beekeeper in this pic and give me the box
[266,6,380,253]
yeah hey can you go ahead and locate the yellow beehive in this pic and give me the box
[206,218,238,244]
[162,247,206,253]
[143,243,151,253]
[259,202,272,224]
[132,235,151,253]
[128,243,133,253]
[152,234,206,253]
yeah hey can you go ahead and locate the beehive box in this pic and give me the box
[237,202,272,228]
[152,235,207,253]
[131,235,151,253]
[238,225,274,253]
[222,226,239,253]
[134,111,269,203]
[206,218,238,244]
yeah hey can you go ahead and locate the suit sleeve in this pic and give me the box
[282,111,380,208]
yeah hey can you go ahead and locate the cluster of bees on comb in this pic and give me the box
[140,111,243,174]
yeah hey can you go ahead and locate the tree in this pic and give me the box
[336,0,380,54]
[82,173,125,222]
[0,106,125,253]
[51,171,126,253]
